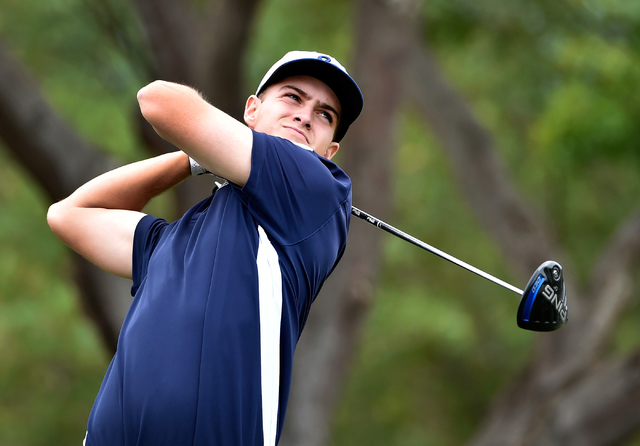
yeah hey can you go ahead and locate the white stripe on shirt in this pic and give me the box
[256,225,282,446]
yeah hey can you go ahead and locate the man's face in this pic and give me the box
[244,75,341,159]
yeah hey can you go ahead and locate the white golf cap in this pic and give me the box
[256,51,364,142]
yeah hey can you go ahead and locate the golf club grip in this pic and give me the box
[351,206,523,295]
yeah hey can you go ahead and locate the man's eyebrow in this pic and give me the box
[280,85,341,121]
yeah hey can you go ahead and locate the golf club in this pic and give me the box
[351,206,568,332]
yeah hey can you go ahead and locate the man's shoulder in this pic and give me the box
[250,130,351,185]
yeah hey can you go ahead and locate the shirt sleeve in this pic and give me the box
[236,130,351,246]
[131,214,169,296]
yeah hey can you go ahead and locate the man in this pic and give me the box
[47,51,363,445]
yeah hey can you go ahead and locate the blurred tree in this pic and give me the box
[2,0,640,445]
[332,1,640,445]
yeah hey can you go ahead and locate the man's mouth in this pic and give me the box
[283,126,308,143]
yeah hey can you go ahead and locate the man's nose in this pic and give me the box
[294,107,313,127]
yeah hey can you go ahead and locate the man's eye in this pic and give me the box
[320,111,333,123]
[285,93,300,102]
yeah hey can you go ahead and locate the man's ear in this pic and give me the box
[323,142,340,160]
[244,95,260,128]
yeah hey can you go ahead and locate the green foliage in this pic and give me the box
[0,151,108,446]
[246,0,354,96]
[334,0,640,444]
[1,0,145,162]
[1,0,145,443]
[424,0,640,282]
[2,0,640,444]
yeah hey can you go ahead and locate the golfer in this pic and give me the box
[47,51,363,445]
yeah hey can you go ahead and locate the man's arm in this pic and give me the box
[137,81,254,187]
[47,151,190,279]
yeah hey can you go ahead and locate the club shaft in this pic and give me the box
[351,206,523,296]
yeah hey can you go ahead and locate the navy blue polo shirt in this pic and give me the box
[84,130,351,446]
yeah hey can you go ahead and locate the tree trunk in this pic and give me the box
[132,0,261,213]
[279,0,416,444]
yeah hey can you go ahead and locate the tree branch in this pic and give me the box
[130,0,198,82]
[131,0,261,213]
[0,36,132,350]
[581,208,640,355]
[0,38,116,201]
[279,0,413,444]
[402,40,563,281]
[533,350,640,446]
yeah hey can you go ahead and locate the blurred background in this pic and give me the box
[1,0,640,444]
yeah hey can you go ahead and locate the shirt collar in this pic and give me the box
[292,142,313,152]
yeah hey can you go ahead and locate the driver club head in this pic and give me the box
[517,261,568,332]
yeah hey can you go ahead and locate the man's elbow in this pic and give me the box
[137,80,182,139]
[47,201,70,240]
[137,81,186,114]
[137,81,164,122]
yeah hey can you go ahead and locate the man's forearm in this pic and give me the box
[59,151,190,211]
[137,80,253,186]
[46,151,191,278]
